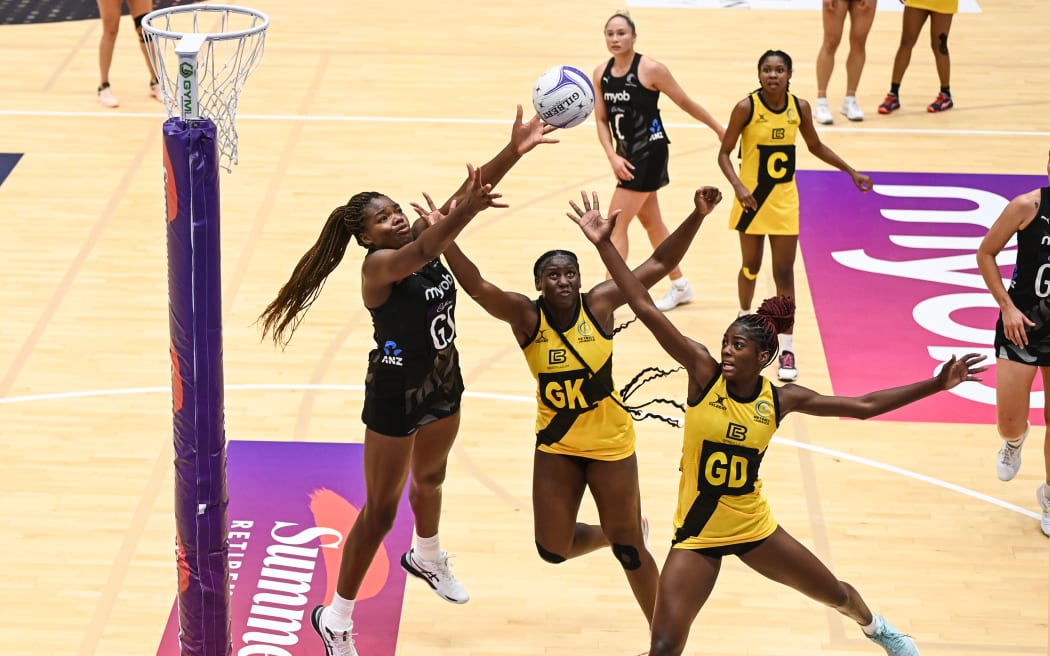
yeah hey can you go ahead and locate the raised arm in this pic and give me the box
[977,188,1040,346]
[568,192,719,388]
[778,353,987,419]
[587,186,722,312]
[797,98,872,192]
[362,165,502,300]
[441,105,559,212]
[412,194,538,342]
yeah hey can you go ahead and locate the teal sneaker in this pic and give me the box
[865,615,919,656]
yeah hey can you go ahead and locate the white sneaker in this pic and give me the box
[311,605,358,656]
[996,423,1028,481]
[401,548,470,603]
[841,96,865,121]
[97,84,119,108]
[1037,483,1050,537]
[654,280,694,312]
[814,98,833,125]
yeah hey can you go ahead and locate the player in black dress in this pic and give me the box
[258,106,557,656]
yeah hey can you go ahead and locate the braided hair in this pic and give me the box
[258,191,384,348]
[731,296,795,368]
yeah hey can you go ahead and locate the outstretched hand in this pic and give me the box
[936,353,988,390]
[510,104,560,157]
[456,163,507,216]
[566,191,622,245]
[410,192,452,228]
[693,186,723,215]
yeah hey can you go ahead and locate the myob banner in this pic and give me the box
[798,169,1045,424]
[157,441,413,656]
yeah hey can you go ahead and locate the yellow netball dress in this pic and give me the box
[728,90,802,236]
[521,295,635,461]
[904,0,958,14]
[672,369,781,549]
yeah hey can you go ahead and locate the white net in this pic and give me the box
[143,5,269,171]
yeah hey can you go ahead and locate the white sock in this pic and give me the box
[844,95,857,103]
[817,96,829,107]
[414,532,442,562]
[737,308,751,318]
[672,277,690,289]
[324,592,355,630]
[778,333,794,353]
[860,615,881,636]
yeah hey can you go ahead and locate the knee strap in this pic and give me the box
[536,542,566,564]
[741,266,759,281]
[936,32,949,55]
[134,13,147,42]
[611,543,642,571]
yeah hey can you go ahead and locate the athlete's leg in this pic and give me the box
[587,454,660,624]
[95,0,122,87]
[768,234,798,333]
[739,526,873,623]
[890,7,929,86]
[127,0,159,82]
[844,0,878,96]
[927,10,954,89]
[816,0,848,98]
[334,427,415,599]
[996,359,1037,444]
[636,191,683,280]
[737,233,765,313]
[607,187,650,276]
[408,412,460,538]
[648,549,722,656]
[1041,367,1050,485]
[532,450,607,561]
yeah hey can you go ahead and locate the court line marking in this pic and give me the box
[2,383,1039,520]
[1,110,1049,138]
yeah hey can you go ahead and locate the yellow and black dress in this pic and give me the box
[521,294,635,461]
[671,368,781,551]
[728,90,802,236]
[904,0,958,14]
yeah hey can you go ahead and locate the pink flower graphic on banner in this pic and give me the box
[309,487,389,602]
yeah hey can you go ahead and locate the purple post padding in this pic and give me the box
[163,118,231,656]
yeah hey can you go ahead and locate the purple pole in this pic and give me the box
[163,117,231,656]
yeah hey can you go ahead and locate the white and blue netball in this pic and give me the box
[531,65,596,129]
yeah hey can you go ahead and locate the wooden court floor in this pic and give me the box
[0,1,1047,654]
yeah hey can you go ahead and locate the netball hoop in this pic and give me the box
[144,6,268,656]
[142,4,269,171]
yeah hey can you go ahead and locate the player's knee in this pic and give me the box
[611,543,642,571]
[935,32,949,55]
[741,266,759,281]
[536,542,566,564]
[134,13,147,42]
[649,631,685,656]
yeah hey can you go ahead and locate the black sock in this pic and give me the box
[940,86,951,96]
[889,83,900,96]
